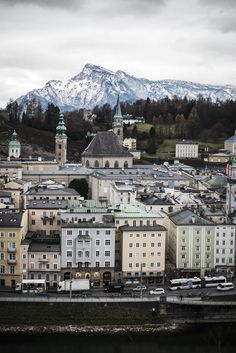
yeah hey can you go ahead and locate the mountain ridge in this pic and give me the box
[16,63,236,111]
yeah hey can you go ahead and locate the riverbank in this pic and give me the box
[0,322,182,334]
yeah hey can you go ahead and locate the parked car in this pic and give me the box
[217,282,234,291]
[132,285,147,292]
[149,288,165,295]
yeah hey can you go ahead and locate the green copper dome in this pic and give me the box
[56,113,67,137]
[9,130,21,148]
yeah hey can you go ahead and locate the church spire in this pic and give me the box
[112,95,123,145]
[114,95,122,118]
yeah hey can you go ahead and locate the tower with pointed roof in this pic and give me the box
[55,113,67,167]
[112,95,123,145]
[8,130,21,158]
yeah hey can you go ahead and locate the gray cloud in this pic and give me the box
[0,0,235,107]
[0,0,83,9]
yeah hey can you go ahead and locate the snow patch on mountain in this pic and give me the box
[17,64,236,111]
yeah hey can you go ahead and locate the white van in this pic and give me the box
[217,282,234,291]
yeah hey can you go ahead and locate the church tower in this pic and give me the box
[8,130,21,158]
[112,95,123,145]
[226,155,236,217]
[55,113,67,167]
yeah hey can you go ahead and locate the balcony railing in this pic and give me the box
[38,258,49,263]
[41,215,55,221]
[7,259,17,265]
[7,247,16,253]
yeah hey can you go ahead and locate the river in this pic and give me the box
[0,324,236,353]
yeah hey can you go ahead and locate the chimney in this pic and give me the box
[191,215,196,224]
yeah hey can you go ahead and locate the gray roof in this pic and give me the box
[176,139,197,145]
[119,225,167,232]
[169,209,215,226]
[225,131,236,143]
[27,187,79,196]
[29,241,60,253]
[28,199,68,209]
[140,196,173,206]
[0,190,11,198]
[0,212,23,227]
[61,222,116,229]
[82,131,132,157]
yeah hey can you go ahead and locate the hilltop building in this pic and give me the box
[224,131,236,154]
[175,139,198,159]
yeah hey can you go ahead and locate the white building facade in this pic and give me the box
[175,140,198,159]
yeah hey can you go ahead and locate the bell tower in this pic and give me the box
[8,130,21,158]
[55,113,67,167]
[112,95,123,145]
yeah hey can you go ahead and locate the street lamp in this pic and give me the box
[140,263,143,298]
[69,262,72,299]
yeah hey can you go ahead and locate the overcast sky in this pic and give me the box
[0,0,236,107]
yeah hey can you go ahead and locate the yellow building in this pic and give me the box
[119,224,166,286]
[0,211,28,288]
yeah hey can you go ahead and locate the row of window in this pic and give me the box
[128,262,161,268]
[23,254,58,260]
[129,252,161,257]
[85,160,129,168]
[24,263,58,270]
[0,232,16,238]
[181,263,211,268]
[0,241,16,249]
[216,248,234,254]
[67,250,111,257]
[66,230,111,235]
[181,254,212,259]
[129,242,162,247]
[66,261,111,268]
[216,232,235,237]
[216,240,234,245]
[25,274,58,281]
[0,265,15,274]
[67,239,111,246]
[0,253,16,260]
[31,220,60,226]
[215,258,233,264]
[129,233,162,238]
[116,220,159,226]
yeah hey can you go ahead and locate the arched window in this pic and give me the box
[124,160,128,168]
[117,129,120,136]
[114,160,119,168]
[85,160,90,168]
[94,160,99,168]
[105,160,110,168]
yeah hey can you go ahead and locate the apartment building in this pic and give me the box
[215,224,235,275]
[168,209,215,277]
[21,233,61,288]
[61,221,116,287]
[120,225,166,285]
[28,199,68,235]
[0,211,28,287]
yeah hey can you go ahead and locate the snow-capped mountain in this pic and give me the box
[17,63,236,111]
